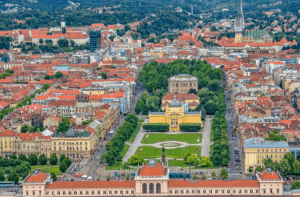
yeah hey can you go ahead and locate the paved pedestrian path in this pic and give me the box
[201,117,213,157]
[123,126,145,162]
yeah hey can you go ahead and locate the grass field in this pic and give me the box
[31,165,61,175]
[127,123,142,143]
[120,144,130,157]
[135,146,201,159]
[141,133,202,144]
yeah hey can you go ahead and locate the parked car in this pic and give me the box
[87,176,93,180]
[81,175,87,179]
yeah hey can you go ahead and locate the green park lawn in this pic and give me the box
[141,133,202,144]
[31,165,61,175]
[120,144,130,157]
[135,146,201,159]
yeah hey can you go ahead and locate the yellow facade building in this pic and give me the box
[0,129,16,158]
[150,49,163,58]
[244,138,289,172]
[51,126,97,159]
[149,96,202,132]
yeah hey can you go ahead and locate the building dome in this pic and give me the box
[169,96,181,107]
[65,124,76,137]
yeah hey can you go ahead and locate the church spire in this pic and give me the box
[237,0,243,17]
[234,0,244,43]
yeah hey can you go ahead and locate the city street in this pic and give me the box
[82,82,145,178]
[224,88,245,178]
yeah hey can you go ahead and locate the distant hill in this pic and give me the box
[2,0,300,14]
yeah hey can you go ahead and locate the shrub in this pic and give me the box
[180,123,201,132]
[143,123,169,132]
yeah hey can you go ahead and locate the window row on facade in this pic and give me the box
[169,188,259,195]
[41,189,135,196]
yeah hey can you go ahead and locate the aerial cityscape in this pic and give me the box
[0,0,300,196]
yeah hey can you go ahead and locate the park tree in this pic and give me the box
[57,117,70,133]
[54,71,63,79]
[283,152,296,166]
[59,161,67,173]
[9,154,17,160]
[201,107,206,121]
[28,154,38,165]
[202,172,206,180]
[15,163,30,175]
[212,171,217,180]
[21,124,31,133]
[203,100,218,115]
[198,156,212,167]
[263,158,273,168]
[49,153,58,165]
[106,173,111,181]
[135,99,145,114]
[22,171,29,180]
[21,161,31,170]
[63,157,72,167]
[207,79,220,92]
[184,152,198,165]
[255,166,264,173]
[0,171,4,181]
[280,158,292,175]
[193,174,197,180]
[58,39,69,48]
[126,173,130,181]
[128,154,144,165]
[39,153,48,165]
[70,40,75,47]
[59,154,66,163]
[291,180,300,190]
[125,113,138,129]
[220,168,228,180]
[8,171,19,184]
[292,160,300,175]
[100,72,107,79]
[50,172,57,181]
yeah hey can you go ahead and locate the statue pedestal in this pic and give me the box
[162,153,166,164]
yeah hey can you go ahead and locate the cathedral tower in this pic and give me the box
[234,0,244,43]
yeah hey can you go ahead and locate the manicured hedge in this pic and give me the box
[179,123,201,132]
[143,123,169,132]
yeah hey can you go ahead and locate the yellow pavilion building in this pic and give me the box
[149,96,202,132]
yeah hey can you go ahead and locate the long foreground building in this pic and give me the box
[18,160,300,197]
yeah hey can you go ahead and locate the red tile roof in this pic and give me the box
[0,101,10,109]
[0,129,15,137]
[139,162,166,176]
[49,100,76,107]
[259,169,281,181]
[162,94,199,101]
[51,114,62,122]
[46,180,135,189]
[25,171,48,183]
[102,92,124,99]
[17,133,41,141]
